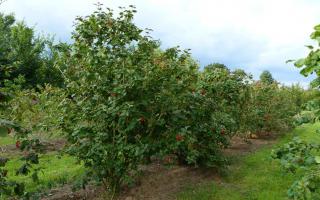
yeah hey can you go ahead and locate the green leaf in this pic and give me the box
[294,59,305,68]
[16,164,30,175]
[314,24,320,31]
[13,183,25,196]
[286,59,295,64]
[300,66,315,76]
[315,156,320,164]
[305,45,314,50]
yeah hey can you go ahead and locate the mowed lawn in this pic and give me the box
[5,153,85,193]
[0,127,15,146]
[0,134,85,198]
[178,123,320,200]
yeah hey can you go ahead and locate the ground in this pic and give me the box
[1,123,319,200]
[178,123,320,200]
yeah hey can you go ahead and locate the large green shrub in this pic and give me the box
[240,79,303,136]
[201,66,252,134]
[56,5,234,193]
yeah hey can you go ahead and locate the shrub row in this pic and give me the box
[1,5,313,196]
[52,6,308,192]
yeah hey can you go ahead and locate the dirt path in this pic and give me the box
[118,164,220,200]
[42,136,277,200]
[224,136,276,156]
[1,139,66,157]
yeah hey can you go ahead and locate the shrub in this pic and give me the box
[56,5,235,193]
[240,81,302,136]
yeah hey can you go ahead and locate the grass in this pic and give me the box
[178,123,320,200]
[5,152,85,193]
[0,126,16,146]
[0,136,15,146]
[1,134,85,199]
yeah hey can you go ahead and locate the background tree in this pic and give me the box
[259,70,275,85]
[0,13,63,88]
[204,63,228,72]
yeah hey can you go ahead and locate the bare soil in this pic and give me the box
[1,139,66,157]
[41,184,105,200]
[224,136,276,156]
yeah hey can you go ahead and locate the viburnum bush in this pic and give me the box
[201,65,252,134]
[56,5,236,193]
[240,81,301,137]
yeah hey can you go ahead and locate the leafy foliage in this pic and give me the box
[272,23,320,199]
[272,137,320,199]
[0,13,62,88]
[0,80,47,199]
[259,70,275,85]
[292,25,320,88]
[54,5,306,194]
[294,99,320,126]
[56,5,244,193]
[239,81,303,137]
[0,4,310,198]
[0,115,41,198]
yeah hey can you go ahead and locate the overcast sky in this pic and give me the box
[1,0,319,87]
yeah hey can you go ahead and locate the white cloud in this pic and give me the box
[1,0,319,83]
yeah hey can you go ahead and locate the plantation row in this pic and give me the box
[0,5,318,198]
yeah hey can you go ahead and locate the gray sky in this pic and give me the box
[1,0,319,87]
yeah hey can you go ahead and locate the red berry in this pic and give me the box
[16,141,21,149]
[175,134,184,141]
[139,117,145,125]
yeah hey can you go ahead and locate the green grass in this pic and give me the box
[2,152,85,198]
[1,133,85,197]
[178,123,320,200]
[1,133,85,199]
[0,136,15,146]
